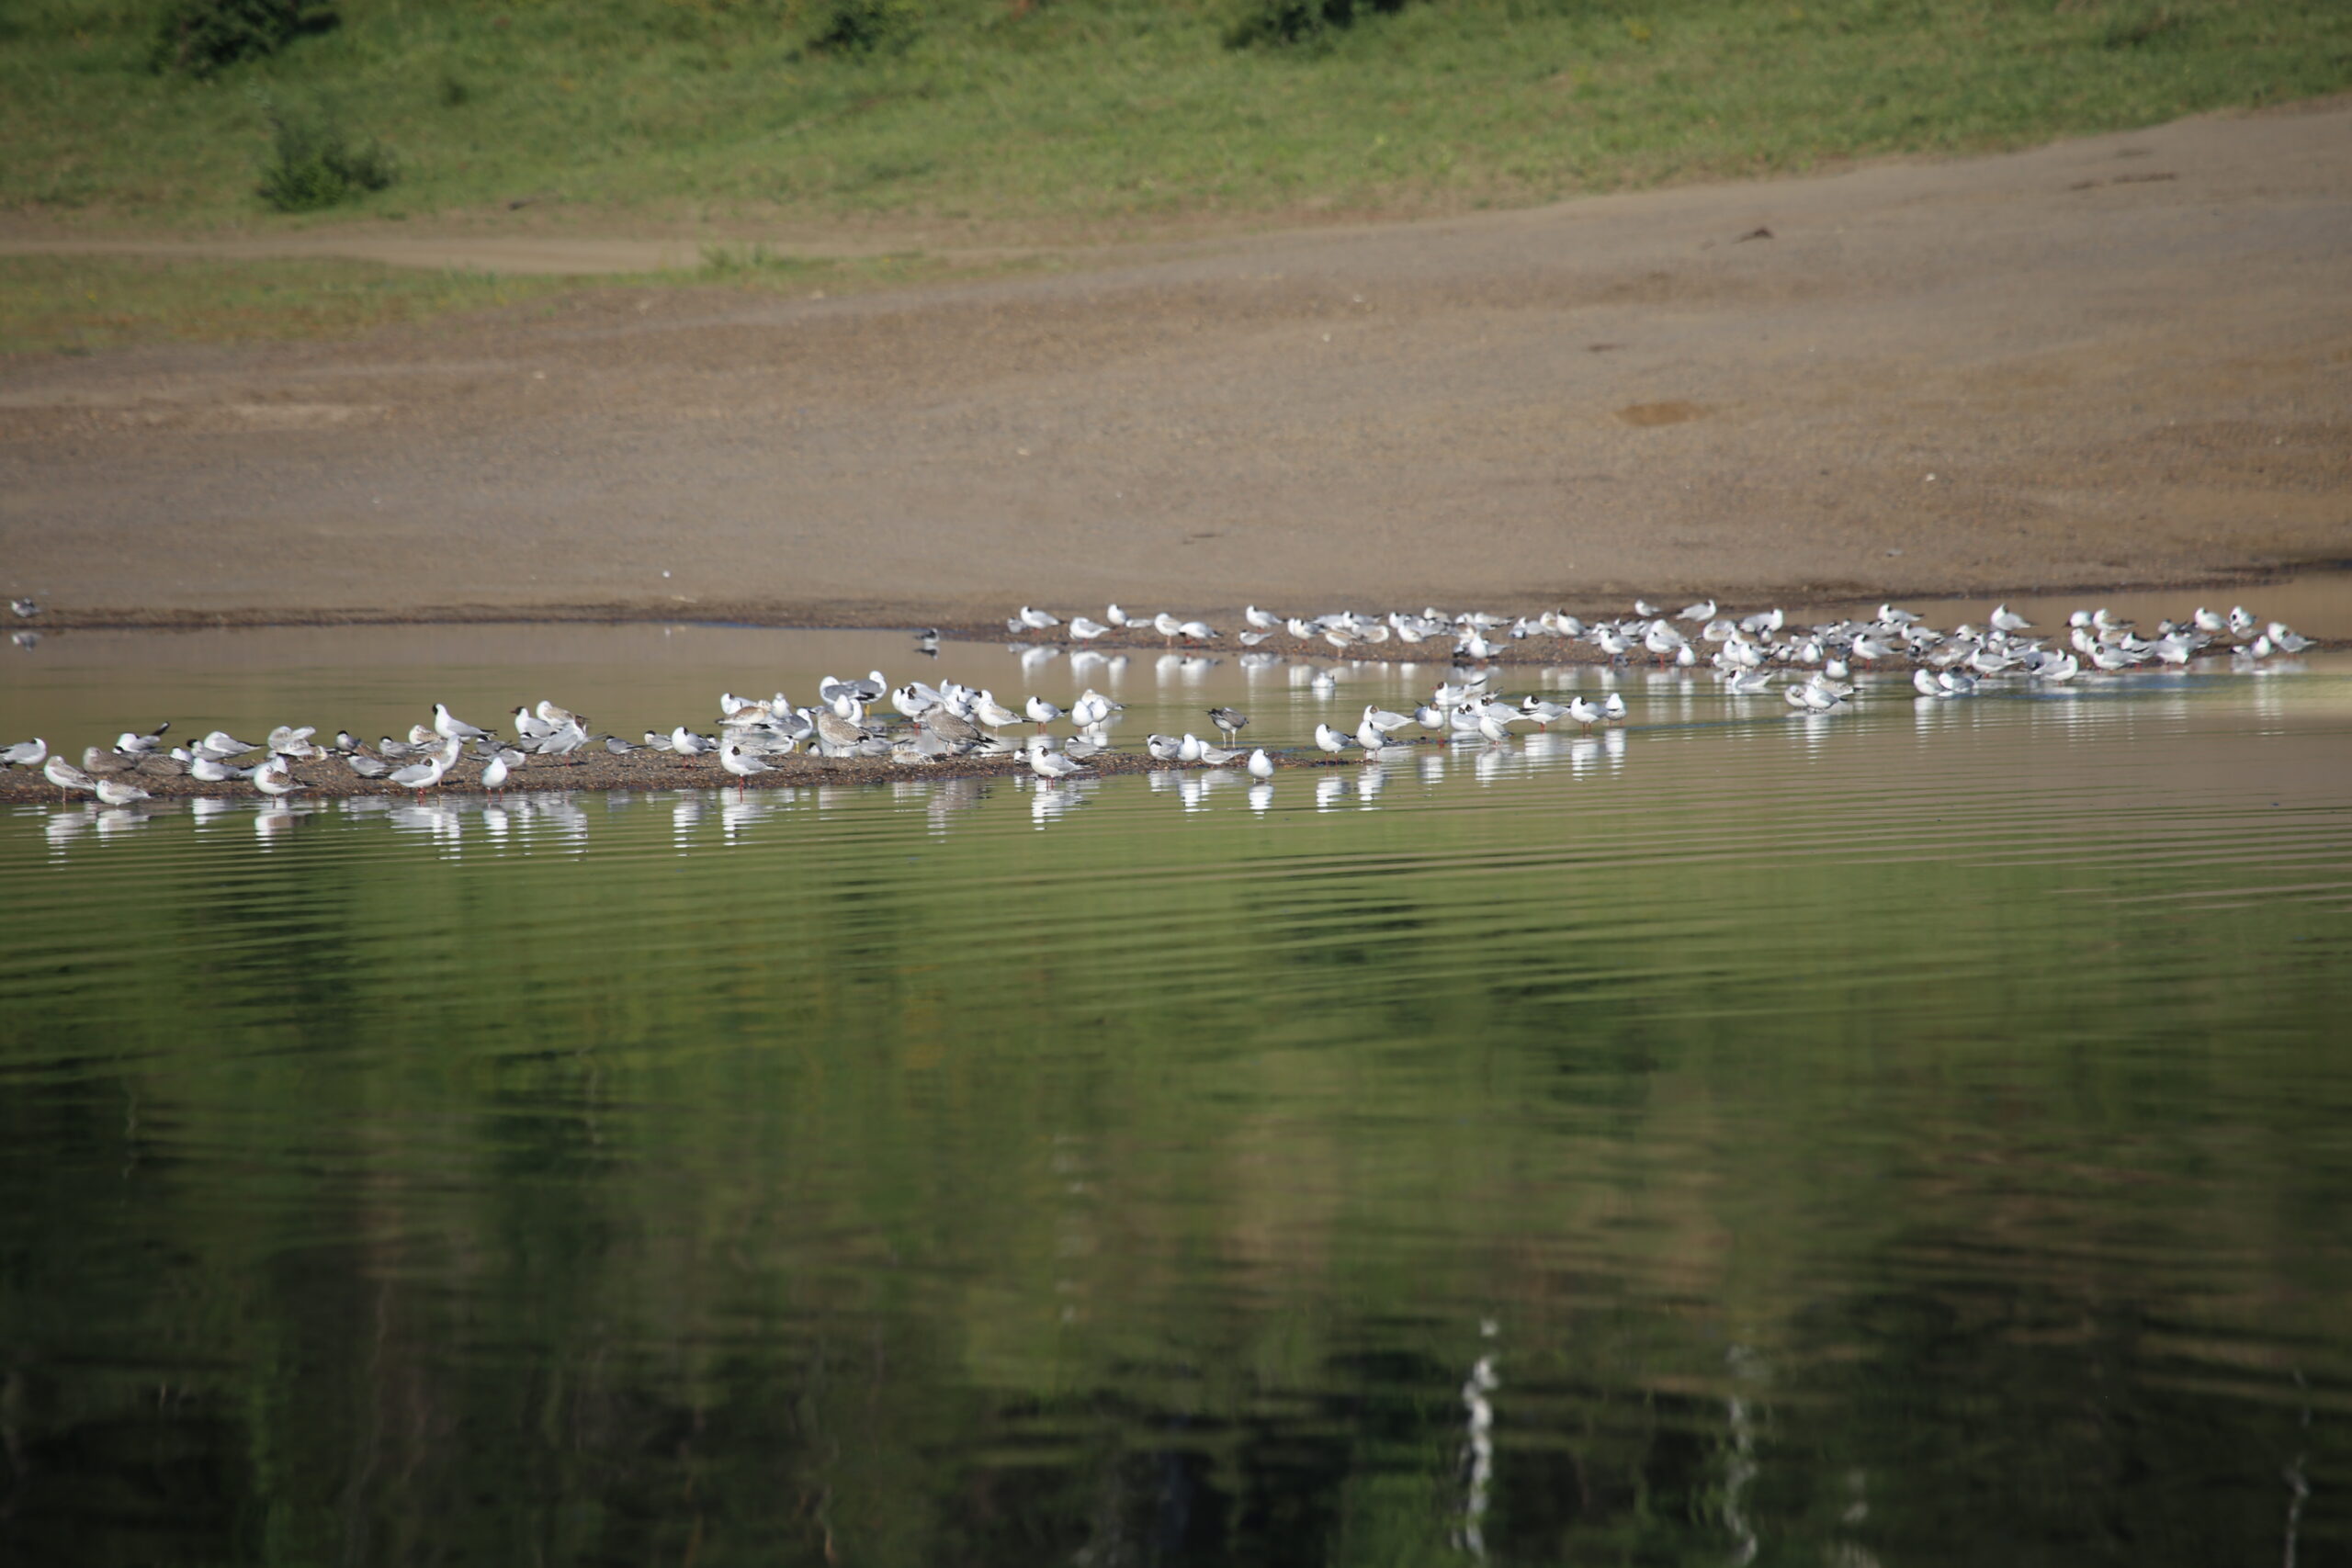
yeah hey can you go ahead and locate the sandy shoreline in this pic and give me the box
[5,106,2348,628]
[0,735,1452,807]
[7,557,2345,652]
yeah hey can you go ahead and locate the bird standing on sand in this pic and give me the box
[812,708,866,757]
[1025,736,1089,780]
[481,749,521,795]
[433,703,492,742]
[44,755,95,801]
[255,755,311,799]
[923,707,984,751]
[386,741,456,798]
[718,739,771,795]
[972,691,1021,732]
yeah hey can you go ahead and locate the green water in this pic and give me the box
[2,628,2349,1565]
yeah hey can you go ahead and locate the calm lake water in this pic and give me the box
[3,622,2350,1566]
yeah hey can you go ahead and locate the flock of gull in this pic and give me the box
[1003,595,2317,672]
[0,593,2323,811]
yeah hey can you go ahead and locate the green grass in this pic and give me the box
[5,0,2348,234]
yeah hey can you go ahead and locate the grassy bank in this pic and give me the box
[7,0,2348,234]
[5,0,2346,352]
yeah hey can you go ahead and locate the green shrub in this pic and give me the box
[150,0,337,78]
[1224,0,1407,51]
[256,100,396,212]
[809,0,922,56]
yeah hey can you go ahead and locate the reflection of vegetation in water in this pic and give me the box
[0,774,2348,1563]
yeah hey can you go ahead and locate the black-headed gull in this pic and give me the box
[433,703,492,742]
[1025,737,1089,780]
[718,739,771,795]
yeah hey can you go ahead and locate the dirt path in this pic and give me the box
[0,234,709,276]
[4,103,2347,628]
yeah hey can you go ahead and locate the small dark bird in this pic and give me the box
[1207,707,1248,742]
